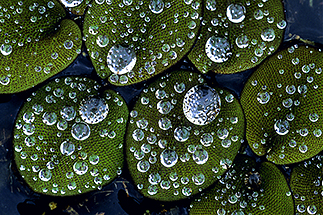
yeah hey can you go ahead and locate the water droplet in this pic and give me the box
[309,113,319,122]
[282,98,293,108]
[42,112,57,125]
[25,136,36,147]
[307,205,317,214]
[200,133,213,147]
[235,35,249,48]
[60,106,76,121]
[96,35,109,47]
[89,154,99,165]
[1,44,12,55]
[149,0,164,14]
[23,124,35,135]
[182,187,192,196]
[147,185,158,195]
[193,147,208,164]
[298,85,308,94]
[107,45,136,75]
[71,122,91,141]
[160,149,178,167]
[277,20,287,29]
[192,173,205,185]
[158,118,172,130]
[261,28,275,42]
[0,75,10,85]
[137,160,150,172]
[257,92,270,104]
[297,204,306,213]
[174,82,185,93]
[205,36,232,63]
[205,0,216,11]
[274,120,290,135]
[73,161,88,175]
[286,85,296,94]
[174,127,190,142]
[60,0,83,7]
[60,141,75,156]
[57,119,68,130]
[132,129,145,141]
[183,85,221,125]
[221,139,231,148]
[23,112,35,123]
[39,169,52,182]
[157,100,173,114]
[226,4,246,23]
[299,145,308,153]
[64,40,73,49]
[217,128,229,139]
[149,173,161,185]
[79,96,109,124]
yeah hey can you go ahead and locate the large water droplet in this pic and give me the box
[205,36,231,63]
[149,0,164,14]
[257,92,270,104]
[89,154,99,165]
[107,45,136,75]
[309,113,319,122]
[42,112,57,125]
[160,149,178,167]
[261,28,275,42]
[149,173,161,185]
[23,124,35,135]
[174,82,185,93]
[79,96,109,124]
[60,141,75,156]
[23,112,35,123]
[274,119,290,135]
[226,4,246,23]
[193,147,208,164]
[73,161,88,175]
[205,0,216,11]
[133,129,145,141]
[157,100,173,114]
[192,173,205,185]
[96,35,109,47]
[1,44,12,55]
[158,118,172,130]
[60,0,83,7]
[217,128,229,139]
[235,35,249,48]
[200,133,213,146]
[137,160,150,172]
[60,106,76,121]
[71,122,91,140]
[174,127,190,142]
[183,85,221,125]
[39,169,52,182]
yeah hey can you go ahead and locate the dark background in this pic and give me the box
[0,0,322,214]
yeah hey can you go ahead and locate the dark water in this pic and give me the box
[0,0,322,215]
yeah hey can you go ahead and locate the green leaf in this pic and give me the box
[189,155,294,215]
[13,76,128,196]
[241,44,323,164]
[188,0,285,74]
[83,0,202,85]
[125,70,245,201]
[0,0,82,93]
[290,154,322,215]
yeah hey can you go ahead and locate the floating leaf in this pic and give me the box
[290,154,322,215]
[125,70,245,201]
[83,0,202,86]
[0,0,82,94]
[188,0,285,74]
[189,155,294,215]
[241,44,323,164]
[13,76,128,196]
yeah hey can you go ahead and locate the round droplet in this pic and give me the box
[89,154,99,165]
[79,96,109,124]
[1,44,12,55]
[309,113,319,122]
[257,92,270,104]
[39,169,52,182]
[73,161,88,175]
[205,36,231,63]
[137,160,150,172]
[174,127,190,142]
[60,106,76,121]
[307,205,317,214]
[158,118,172,130]
[60,141,75,156]
[149,173,161,185]
[157,101,173,114]
[192,173,205,185]
[42,112,57,125]
[96,35,109,47]
[217,128,229,139]
[60,0,83,7]
[226,4,246,23]
[274,119,290,135]
[64,40,73,49]
[107,45,136,75]
[133,129,145,141]
[174,82,185,93]
[71,122,91,141]
[160,149,178,168]
[193,148,208,164]
[23,112,35,123]
[200,133,213,147]
[183,85,221,126]
[235,35,249,48]
[261,28,275,42]
[149,0,164,14]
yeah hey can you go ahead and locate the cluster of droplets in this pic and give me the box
[14,77,125,195]
[194,0,286,73]
[84,0,202,85]
[127,72,243,199]
[249,45,323,160]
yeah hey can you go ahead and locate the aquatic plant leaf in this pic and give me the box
[188,0,286,74]
[290,154,322,215]
[241,44,323,165]
[125,70,245,201]
[0,0,82,94]
[83,0,202,86]
[59,0,89,15]
[189,155,294,215]
[13,77,128,196]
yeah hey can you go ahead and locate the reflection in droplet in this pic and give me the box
[193,148,208,164]
[174,127,190,142]
[73,161,88,175]
[60,141,75,156]
[42,112,57,125]
[149,0,164,14]
[183,85,221,125]
[274,119,290,135]
[71,122,91,141]
[107,45,136,75]
[79,96,109,124]
[205,36,232,63]
[160,149,178,168]
[257,92,270,104]
[137,160,150,172]
[226,4,246,23]
[60,0,83,7]
[39,169,52,182]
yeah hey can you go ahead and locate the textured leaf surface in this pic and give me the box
[83,0,202,86]
[125,70,245,201]
[0,0,82,94]
[188,0,285,74]
[290,154,323,215]
[241,44,323,165]
[189,155,294,215]
[13,76,128,196]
